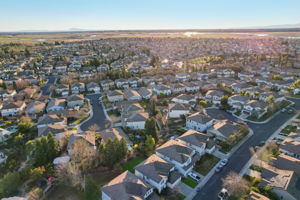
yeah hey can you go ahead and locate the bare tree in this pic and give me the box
[88,124,100,132]
[222,172,249,198]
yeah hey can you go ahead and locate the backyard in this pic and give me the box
[194,154,220,175]
[121,157,146,173]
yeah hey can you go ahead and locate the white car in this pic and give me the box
[188,172,201,182]
[218,188,229,200]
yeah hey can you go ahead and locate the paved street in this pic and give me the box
[79,94,111,131]
[193,98,300,200]
[40,76,56,95]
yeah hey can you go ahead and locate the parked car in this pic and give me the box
[188,172,201,182]
[287,108,295,114]
[219,159,228,167]
[215,165,223,173]
[281,108,286,113]
[218,188,229,200]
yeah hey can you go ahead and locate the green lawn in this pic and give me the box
[281,125,297,135]
[121,157,146,173]
[88,172,121,188]
[181,177,198,188]
[194,154,221,175]
[247,100,292,122]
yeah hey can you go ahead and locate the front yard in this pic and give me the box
[247,100,292,122]
[194,154,220,175]
[121,157,146,173]
[181,177,198,188]
[281,125,297,135]
[219,128,249,153]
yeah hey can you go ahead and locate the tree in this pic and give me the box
[220,95,229,110]
[150,99,158,116]
[25,48,31,58]
[142,135,156,156]
[199,100,208,107]
[99,138,128,168]
[0,172,21,198]
[145,117,159,141]
[32,133,60,166]
[72,139,97,173]
[18,116,34,134]
[222,172,249,198]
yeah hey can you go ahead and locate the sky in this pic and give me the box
[0,0,300,32]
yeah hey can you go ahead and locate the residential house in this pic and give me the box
[171,83,186,94]
[115,78,129,89]
[156,139,200,176]
[0,89,16,101]
[86,82,101,93]
[184,82,200,93]
[259,92,286,103]
[186,112,214,132]
[228,95,250,110]
[207,120,241,141]
[37,114,66,128]
[138,87,152,99]
[107,90,124,102]
[153,85,172,96]
[125,112,149,130]
[67,95,84,108]
[168,103,190,118]
[280,138,300,160]
[1,101,26,117]
[122,103,144,115]
[100,80,115,91]
[71,82,85,94]
[242,100,268,118]
[260,166,300,200]
[55,84,69,96]
[46,99,66,112]
[205,90,224,105]
[135,154,181,193]
[128,77,141,88]
[172,94,196,105]
[38,124,69,141]
[25,101,46,116]
[124,89,142,101]
[101,171,154,200]
[177,129,216,155]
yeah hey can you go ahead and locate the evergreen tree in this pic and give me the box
[145,117,159,141]
[142,135,155,156]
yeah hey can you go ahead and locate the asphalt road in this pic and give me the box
[79,94,111,131]
[40,76,56,95]
[193,98,300,200]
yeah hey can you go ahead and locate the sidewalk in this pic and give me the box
[185,128,254,200]
[233,100,294,124]
[239,112,298,176]
[77,98,93,133]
